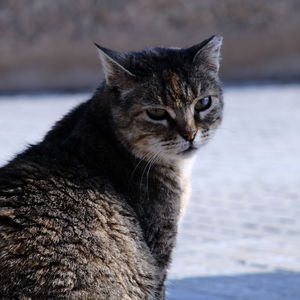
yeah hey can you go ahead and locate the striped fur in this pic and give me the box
[0,36,223,299]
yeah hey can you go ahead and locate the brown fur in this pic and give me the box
[0,36,223,299]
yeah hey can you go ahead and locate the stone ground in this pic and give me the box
[0,84,299,299]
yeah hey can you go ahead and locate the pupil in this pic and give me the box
[196,96,211,112]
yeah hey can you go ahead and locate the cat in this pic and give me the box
[0,35,223,299]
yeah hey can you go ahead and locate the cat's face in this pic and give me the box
[96,36,223,164]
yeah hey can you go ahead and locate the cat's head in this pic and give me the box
[96,36,223,164]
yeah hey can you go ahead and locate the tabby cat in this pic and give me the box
[0,35,223,299]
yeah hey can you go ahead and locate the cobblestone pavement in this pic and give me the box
[0,85,299,299]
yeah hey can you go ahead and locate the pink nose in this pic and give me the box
[182,130,197,142]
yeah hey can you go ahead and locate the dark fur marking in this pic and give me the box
[0,37,223,299]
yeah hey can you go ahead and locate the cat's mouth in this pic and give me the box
[178,144,198,156]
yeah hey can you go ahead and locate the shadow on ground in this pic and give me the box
[167,272,300,300]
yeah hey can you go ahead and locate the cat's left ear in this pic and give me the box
[94,43,136,89]
[188,35,223,72]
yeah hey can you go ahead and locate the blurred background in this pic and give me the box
[0,0,300,92]
[0,1,300,299]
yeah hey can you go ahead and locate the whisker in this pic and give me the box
[139,151,158,194]
[128,151,156,188]
[145,150,163,202]
[128,141,165,185]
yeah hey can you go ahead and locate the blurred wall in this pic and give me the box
[0,0,300,92]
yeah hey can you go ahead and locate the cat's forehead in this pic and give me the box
[157,70,198,108]
[127,47,221,107]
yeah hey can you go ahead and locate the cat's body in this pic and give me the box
[0,36,223,299]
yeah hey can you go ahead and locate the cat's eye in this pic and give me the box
[146,108,169,121]
[195,96,212,112]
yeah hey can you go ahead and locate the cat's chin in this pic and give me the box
[177,145,198,158]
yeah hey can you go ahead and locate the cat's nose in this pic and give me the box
[181,130,197,142]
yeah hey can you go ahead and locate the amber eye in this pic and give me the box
[146,108,169,121]
[195,96,212,112]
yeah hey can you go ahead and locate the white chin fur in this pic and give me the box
[178,155,196,175]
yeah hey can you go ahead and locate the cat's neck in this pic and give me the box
[72,100,187,268]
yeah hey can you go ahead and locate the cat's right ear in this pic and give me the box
[94,43,136,89]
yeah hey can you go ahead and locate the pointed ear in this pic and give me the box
[94,43,136,89]
[188,35,223,72]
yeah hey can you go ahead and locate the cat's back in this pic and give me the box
[0,159,158,299]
